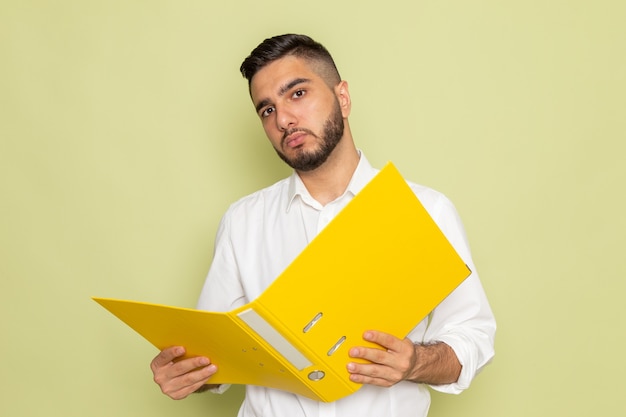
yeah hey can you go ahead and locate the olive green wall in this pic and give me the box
[2,1,624,416]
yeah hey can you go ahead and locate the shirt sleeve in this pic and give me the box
[196,207,247,312]
[420,193,496,394]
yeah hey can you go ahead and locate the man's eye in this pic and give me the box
[261,107,275,118]
[292,89,306,99]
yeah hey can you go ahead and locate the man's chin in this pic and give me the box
[277,148,328,172]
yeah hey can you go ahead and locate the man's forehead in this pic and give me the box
[250,57,316,102]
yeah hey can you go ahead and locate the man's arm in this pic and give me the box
[150,346,219,400]
[346,330,461,387]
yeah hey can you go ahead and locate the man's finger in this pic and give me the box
[363,330,404,352]
[159,364,214,399]
[167,356,211,378]
[349,345,390,365]
[151,346,185,369]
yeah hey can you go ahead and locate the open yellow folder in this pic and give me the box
[93,162,471,402]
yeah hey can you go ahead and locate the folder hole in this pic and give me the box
[308,370,325,381]
[303,312,323,333]
[327,336,346,356]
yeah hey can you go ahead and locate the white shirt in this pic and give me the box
[197,154,496,417]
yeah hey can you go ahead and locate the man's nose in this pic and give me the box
[276,106,297,131]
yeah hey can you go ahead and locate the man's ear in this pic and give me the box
[335,80,352,118]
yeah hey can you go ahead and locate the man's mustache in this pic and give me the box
[282,128,317,145]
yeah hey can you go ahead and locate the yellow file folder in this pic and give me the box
[93,162,471,402]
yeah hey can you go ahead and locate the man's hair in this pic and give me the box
[240,34,341,88]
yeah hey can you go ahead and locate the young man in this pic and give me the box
[150,34,496,417]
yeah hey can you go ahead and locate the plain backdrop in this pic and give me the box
[1,1,625,416]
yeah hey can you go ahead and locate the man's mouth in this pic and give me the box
[283,130,309,149]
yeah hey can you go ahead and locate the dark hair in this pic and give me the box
[240,34,341,87]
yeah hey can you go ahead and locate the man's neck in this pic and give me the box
[296,139,360,206]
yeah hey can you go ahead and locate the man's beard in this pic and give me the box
[275,99,344,172]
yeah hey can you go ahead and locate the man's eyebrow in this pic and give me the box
[279,77,310,96]
[254,78,311,114]
[255,99,270,114]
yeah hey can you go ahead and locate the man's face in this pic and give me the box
[250,56,348,171]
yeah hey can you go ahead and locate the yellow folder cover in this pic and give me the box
[93,162,471,402]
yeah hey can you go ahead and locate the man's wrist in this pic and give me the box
[408,342,461,385]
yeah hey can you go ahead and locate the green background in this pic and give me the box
[2,1,625,416]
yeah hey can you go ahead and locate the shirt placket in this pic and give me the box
[318,400,336,417]
[316,204,335,234]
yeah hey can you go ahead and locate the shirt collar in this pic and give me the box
[286,151,377,212]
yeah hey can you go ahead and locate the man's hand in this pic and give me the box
[346,331,461,387]
[346,331,418,387]
[150,346,218,400]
